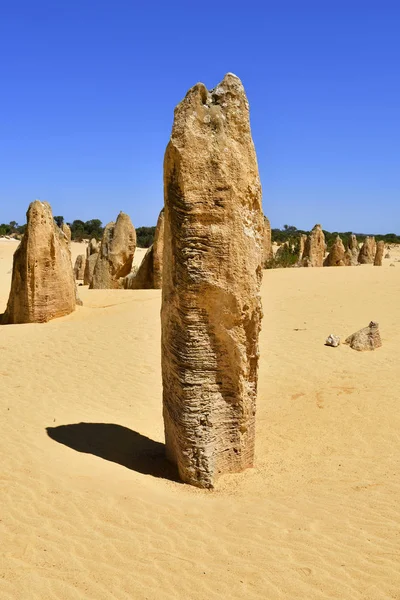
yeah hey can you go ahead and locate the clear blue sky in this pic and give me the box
[1,1,399,233]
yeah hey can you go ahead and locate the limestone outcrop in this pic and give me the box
[297,234,307,264]
[2,201,76,324]
[84,238,100,286]
[302,224,325,267]
[324,235,346,266]
[90,212,136,289]
[374,241,385,266]
[345,234,359,266]
[262,216,273,265]
[86,238,100,258]
[345,321,382,351]
[161,73,264,488]
[84,255,96,286]
[358,236,376,264]
[61,223,71,247]
[74,254,86,280]
[125,209,164,289]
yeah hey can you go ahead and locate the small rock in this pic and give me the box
[390,263,395,267]
[325,334,340,347]
[345,321,382,351]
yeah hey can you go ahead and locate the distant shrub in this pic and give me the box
[265,239,300,269]
[136,226,156,247]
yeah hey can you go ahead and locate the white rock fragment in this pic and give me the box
[325,334,341,347]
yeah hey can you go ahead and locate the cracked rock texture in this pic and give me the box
[2,201,76,324]
[161,73,263,488]
[90,212,136,289]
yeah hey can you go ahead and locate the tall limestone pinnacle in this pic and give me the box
[2,201,77,324]
[161,73,264,488]
[302,224,326,267]
[324,235,346,267]
[358,236,376,265]
[90,212,136,289]
[374,240,385,266]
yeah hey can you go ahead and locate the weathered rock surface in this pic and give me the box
[325,334,340,347]
[345,234,359,266]
[61,223,72,247]
[324,235,346,266]
[74,254,86,280]
[124,249,151,289]
[2,201,76,324]
[345,321,382,351]
[358,236,376,264]
[90,212,136,289]
[162,73,264,488]
[86,238,100,258]
[125,209,164,289]
[84,254,98,286]
[83,238,100,286]
[302,224,326,267]
[262,216,273,265]
[374,241,385,266]
[297,234,308,264]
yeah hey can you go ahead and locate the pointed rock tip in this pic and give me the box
[27,199,52,216]
[219,72,244,89]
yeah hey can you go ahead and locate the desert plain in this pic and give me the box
[1,238,400,599]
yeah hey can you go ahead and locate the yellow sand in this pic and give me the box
[1,239,399,599]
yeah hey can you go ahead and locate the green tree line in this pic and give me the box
[272,225,400,251]
[2,219,399,250]
[0,217,156,248]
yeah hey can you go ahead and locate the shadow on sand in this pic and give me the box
[46,422,180,483]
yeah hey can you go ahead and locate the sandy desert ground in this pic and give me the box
[1,239,400,599]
